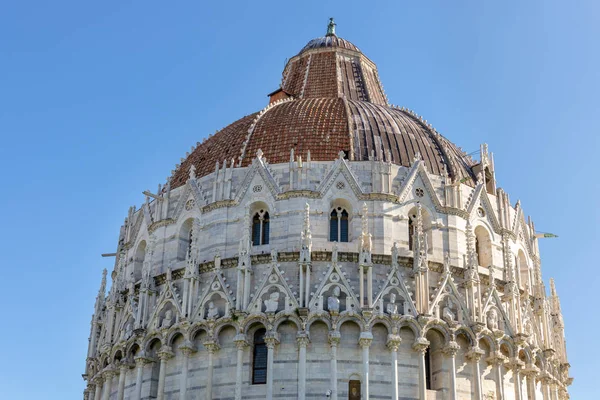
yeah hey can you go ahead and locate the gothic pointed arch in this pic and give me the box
[246,262,299,314]
[373,265,417,317]
[132,240,146,282]
[308,262,360,313]
[329,199,352,243]
[192,270,235,320]
[317,154,364,198]
[428,267,471,325]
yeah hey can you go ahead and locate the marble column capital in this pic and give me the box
[412,337,430,353]
[507,357,525,372]
[264,332,280,349]
[538,373,553,385]
[134,354,152,367]
[386,334,402,351]
[358,332,373,348]
[328,331,340,347]
[297,331,310,347]
[443,340,460,357]
[102,368,116,379]
[158,346,174,361]
[234,334,249,350]
[486,352,507,366]
[522,364,540,378]
[203,340,221,353]
[117,362,131,373]
[466,346,485,362]
[179,340,196,355]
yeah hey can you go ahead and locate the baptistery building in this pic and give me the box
[83,20,572,400]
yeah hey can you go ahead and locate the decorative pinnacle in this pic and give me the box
[326,18,336,36]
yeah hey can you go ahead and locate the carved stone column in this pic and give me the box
[508,358,525,400]
[234,334,249,400]
[540,375,552,400]
[329,331,341,400]
[179,341,196,400]
[156,346,174,400]
[359,332,373,400]
[304,266,311,308]
[466,347,485,400]
[386,334,402,400]
[366,265,373,307]
[413,337,430,400]
[101,368,115,400]
[359,266,365,308]
[133,355,149,400]
[487,353,507,400]
[93,377,103,400]
[297,331,310,400]
[444,341,460,400]
[264,333,280,400]
[117,363,129,400]
[522,365,539,400]
[204,340,220,400]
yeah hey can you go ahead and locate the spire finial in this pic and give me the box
[326,18,336,36]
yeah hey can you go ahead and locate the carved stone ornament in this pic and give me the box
[327,286,341,312]
[207,301,219,319]
[264,292,280,313]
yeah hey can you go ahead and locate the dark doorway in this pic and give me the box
[349,380,361,400]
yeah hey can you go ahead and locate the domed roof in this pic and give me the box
[300,17,360,54]
[169,21,477,189]
[300,35,360,54]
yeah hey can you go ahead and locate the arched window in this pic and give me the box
[329,207,349,242]
[252,329,267,384]
[474,226,493,267]
[177,218,195,261]
[133,241,146,282]
[517,250,531,290]
[252,210,270,246]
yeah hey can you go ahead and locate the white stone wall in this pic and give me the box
[83,156,570,400]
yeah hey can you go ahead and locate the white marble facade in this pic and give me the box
[83,146,572,400]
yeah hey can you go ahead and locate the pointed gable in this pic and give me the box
[247,261,298,314]
[308,262,360,313]
[193,270,235,319]
[373,266,417,317]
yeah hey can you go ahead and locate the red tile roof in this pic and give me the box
[170,36,476,188]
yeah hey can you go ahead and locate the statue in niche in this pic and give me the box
[161,309,173,329]
[264,292,280,312]
[386,293,398,314]
[328,286,341,312]
[207,301,219,319]
[487,308,499,331]
[442,298,456,322]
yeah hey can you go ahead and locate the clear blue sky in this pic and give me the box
[0,1,597,398]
